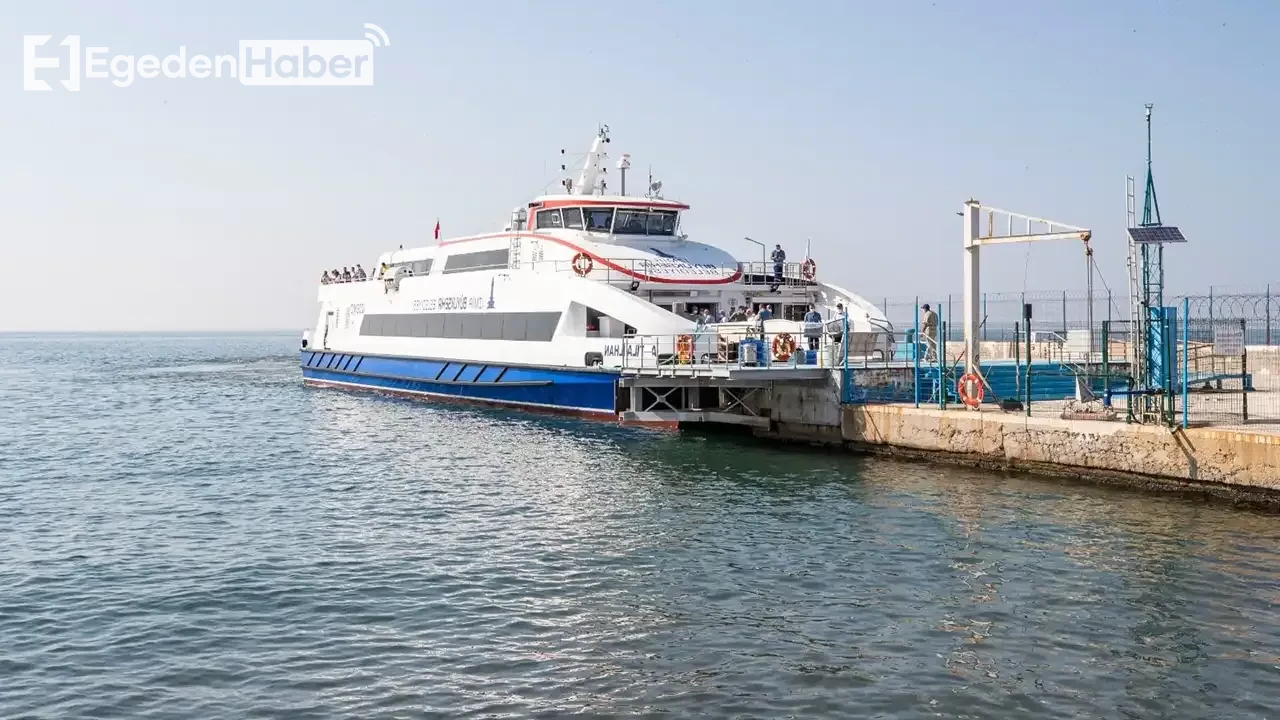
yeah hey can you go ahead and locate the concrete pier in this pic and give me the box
[751,374,1280,502]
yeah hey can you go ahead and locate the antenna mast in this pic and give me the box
[1125,103,1187,425]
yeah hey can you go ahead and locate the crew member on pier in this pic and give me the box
[921,303,938,362]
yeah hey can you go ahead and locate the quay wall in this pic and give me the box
[758,378,1280,500]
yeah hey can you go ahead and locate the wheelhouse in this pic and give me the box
[527,198,688,238]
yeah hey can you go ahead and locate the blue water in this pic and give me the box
[2,333,1279,718]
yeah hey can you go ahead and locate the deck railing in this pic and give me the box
[615,320,886,373]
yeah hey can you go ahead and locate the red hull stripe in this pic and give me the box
[438,232,743,285]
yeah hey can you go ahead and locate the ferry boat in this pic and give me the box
[300,126,894,421]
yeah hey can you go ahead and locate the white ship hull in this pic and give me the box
[301,129,895,421]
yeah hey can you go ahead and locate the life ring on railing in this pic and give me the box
[957,372,984,408]
[676,334,694,364]
[800,258,817,281]
[772,332,797,362]
[572,252,593,277]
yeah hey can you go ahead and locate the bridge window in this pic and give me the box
[442,248,510,273]
[561,207,584,229]
[535,209,562,229]
[359,312,562,342]
[607,209,678,236]
[647,211,677,236]
[584,208,614,232]
[613,210,647,235]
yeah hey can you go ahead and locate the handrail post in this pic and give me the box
[1102,320,1111,407]
[1241,318,1249,423]
[913,300,921,408]
[1181,297,1189,428]
[938,319,947,410]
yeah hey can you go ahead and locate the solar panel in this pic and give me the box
[1127,226,1187,244]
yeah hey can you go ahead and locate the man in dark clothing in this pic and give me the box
[771,244,786,283]
[804,304,823,350]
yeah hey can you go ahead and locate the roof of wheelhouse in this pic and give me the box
[528,195,689,211]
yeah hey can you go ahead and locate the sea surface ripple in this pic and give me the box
[1,333,1278,718]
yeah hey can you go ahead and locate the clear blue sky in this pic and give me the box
[3,0,1277,331]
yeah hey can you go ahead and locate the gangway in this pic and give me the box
[614,329,847,427]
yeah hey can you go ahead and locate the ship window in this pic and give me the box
[442,313,463,338]
[561,207,584,230]
[584,208,614,232]
[502,313,526,341]
[647,211,678,236]
[526,312,560,341]
[460,316,483,340]
[442,248,510,273]
[481,313,504,339]
[535,209,562,229]
[613,209,647,235]
[357,312,561,342]
[410,259,432,275]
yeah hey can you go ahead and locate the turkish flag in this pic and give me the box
[434,219,441,240]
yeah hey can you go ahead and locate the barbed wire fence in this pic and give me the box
[876,285,1279,345]
[855,285,1279,430]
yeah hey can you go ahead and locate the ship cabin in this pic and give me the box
[510,195,690,241]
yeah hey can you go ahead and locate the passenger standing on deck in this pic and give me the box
[320,271,331,285]
[758,304,773,322]
[771,244,786,283]
[921,303,939,362]
[804,304,823,351]
[830,302,846,347]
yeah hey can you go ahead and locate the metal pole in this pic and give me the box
[913,300,921,408]
[1062,290,1068,338]
[1241,318,1249,423]
[1025,313,1033,416]
[842,310,850,402]
[1267,283,1272,345]
[1181,297,1189,429]
[962,201,981,376]
[938,320,946,410]
[982,293,988,341]
[1102,320,1111,407]
[1014,321,1021,399]
[1087,265,1095,355]
[947,294,953,344]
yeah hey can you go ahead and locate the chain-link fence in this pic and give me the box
[877,287,1280,346]
[847,287,1280,432]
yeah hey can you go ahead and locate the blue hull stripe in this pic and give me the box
[300,351,618,413]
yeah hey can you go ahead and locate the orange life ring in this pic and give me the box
[957,372,984,408]
[572,252,593,277]
[800,258,817,281]
[675,334,694,364]
[772,332,797,362]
